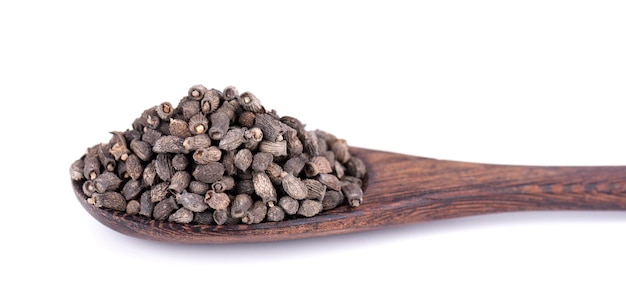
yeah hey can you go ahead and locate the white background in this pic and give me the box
[1,1,626,299]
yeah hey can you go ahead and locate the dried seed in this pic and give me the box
[238,111,255,128]
[303,131,321,156]
[347,156,367,178]
[192,162,224,183]
[219,127,245,151]
[139,190,154,218]
[241,200,267,224]
[201,89,221,114]
[176,190,209,212]
[188,84,208,101]
[323,150,336,167]
[284,129,303,156]
[222,150,237,176]
[83,154,100,180]
[253,171,277,205]
[141,127,162,146]
[266,205,285,222]
[212,176,235,193]
[259,140,288,157]
[183,134,211,151]
[169,171,191,194]
[331,139,351,163]
[304,179,326,201]
[243,127,263,150]
[126,200,141,215]
[342,183,363,207]
[234,148,253,172]
[97,144,116,172]
[130,139,153,161]
[168,118,192,138]
[281,172,308,200]
[231,194,253,218]
[315,130,337,145]
[150,182,169,203]
[341,176,362,187]
[322,190,344,210]
[283,155,308,176]
[70,159,84,181]
[188,181,210,195]
[171,153,189,171]
[94,172,123,193]
[317,173,342,191]
[193,211,215,225]
[179,99,201,120]
[156,102,175,120]
[204,190,231,210]
[82,180,96,197]
[223,85,239,101]
[125,154,143,181]
[334,161,346,179]
[123,129,142,143]
[193,146,222,164]
[213,209,230,225]
[153,135,186,154]
[121,179,143,200]
[209,110,230,140]
[304,156,333,177]
[297,199,323,217]
[189,113,209,135]
[155,153,174,181]
[169,207,193,223]
[280,116,306,138]
[94,192,127,212]
[252,152,273,172]
[255,113,286,142]
[278,196,299,215]
[109,131,130,161]
[142,161,158,187]
[265,162,283,185]
[153,197,178,220]
[316,135,328,155]
[239,92,265,113]
[235,179,255,194]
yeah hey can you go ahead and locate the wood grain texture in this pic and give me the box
[72,147,626,244]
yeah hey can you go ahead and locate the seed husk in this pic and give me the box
[204,190,231,210]
[241,200,267,224]
[94,192,127,212]
[231,194,253,218]
[193,146,222,165]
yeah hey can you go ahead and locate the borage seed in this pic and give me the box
[241,200,267,224]
[156,102,175,120]
[297,199,323,218]
[169,207,193,224]
[192,146,222,165]
[212,176,235,193]
[231,194,253,218]
[130,139,153,161]
[201,89,221,114]
[93,172,123,193]
[177,190,209,212]
[70,159,85,181]
[342,183,364,207]
[189,113,209,135]
[168,171,191,194]
[279,196,299,215]
[153,196,177,220]
[93,192,127,212]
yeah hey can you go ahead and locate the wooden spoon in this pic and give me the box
[73,147,626,244]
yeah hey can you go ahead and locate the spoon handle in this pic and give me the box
[361,150,626,226]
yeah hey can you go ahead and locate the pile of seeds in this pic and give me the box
[70,85,366,225]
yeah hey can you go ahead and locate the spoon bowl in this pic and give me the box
[73,147,626,243]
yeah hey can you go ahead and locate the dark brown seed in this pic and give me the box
[70,159,84,181]
[315,130,338,145]
[334,161,346,179]
[150,182,169,203]
[168,118,192,138]
[179,99,201,120]
[115,158,128,179]
[169,171,191,194]
[280,116,306,138]
[122,179,143,200]
[218,127,245,151]
[304,179,326,200]
[222,150,237,176]
[177,190,209,212]
[188,84,208,101]
[126,200,141,215]
[234,148,253,172]
[303,131,321,156]
[331,139,351,163]
[341,176,363,187]
[252,171,277,204]
[169,207,193,223]
[255,113,286,142]
[94,172,123,193]
[241,200,267,224]
[266,205,285,222]
[239,92,265,113]
[139,190,154,218]
[156,102,175,120]
[265,162,283,185]
[153,135,186,154]
[130,139,153,161]
[212,176,235,193]
[141,127,162,146]
[97,144,116,172]
[278,196,299,215]
[201,89,221,114]
[316,136,328,155]
[83,154,100,180]
[281,172,308,200]
[209,111,230,140]
[171,153,189,171]
[317,173,342,191]
[125,154,143,181]
[189,113,209,135]
[205,190,231,210]
[188,181,210,195]
[238,111,255,128]
[252,152,273,172]
[284,129,303,156]
[94,192,127,212]
[193,211,215,225]
[243,127,263,150]
[82,180,96,197]
[347,157,367,178]
[283,155,308,176]
[223,85,239,101]
[342,183,363,207]
[142,161,158,187]
[235,179,255,194]
[153,197,177,220]
[259,140,288,157]
[123,129,142,143]
[231,194,253,218]
[304,156,333,177]
[183,134,211,151]
[109,131,130,161]
[155,153,174,181]
[144,109,161,129]
[322,190,344,210]
[323,150,336,167]
[192,146,222,164]
[297,199,323,217]
[192,162,224,183]
[213,209,230,225]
